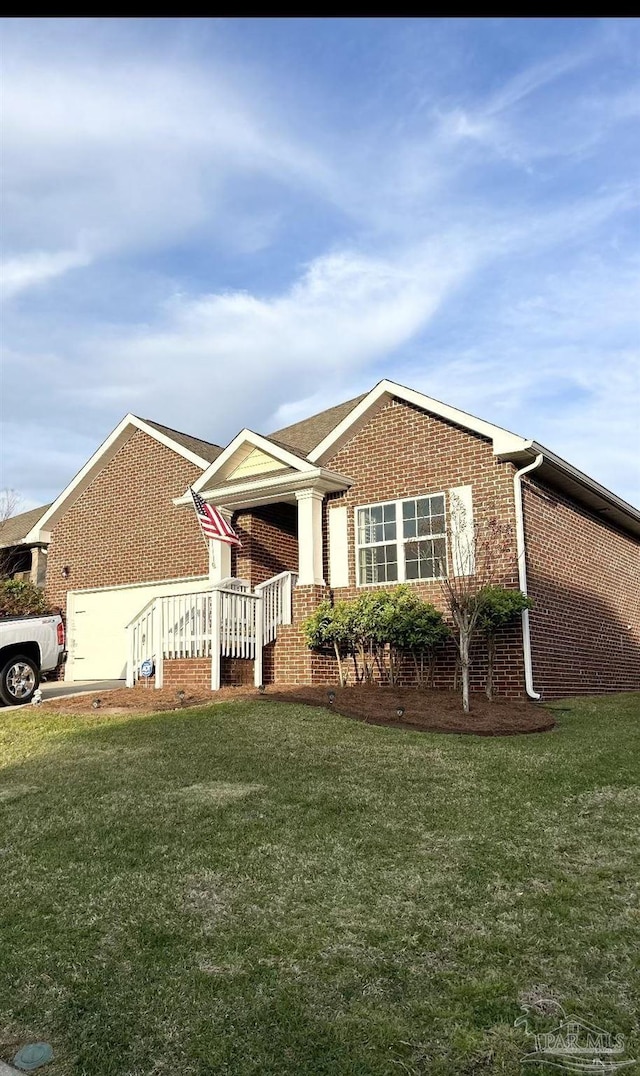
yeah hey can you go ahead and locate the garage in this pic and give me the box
[66,577,209,681]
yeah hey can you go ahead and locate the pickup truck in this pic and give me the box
[0,614,67,705]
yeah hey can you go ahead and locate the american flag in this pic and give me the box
[189,488,241,546]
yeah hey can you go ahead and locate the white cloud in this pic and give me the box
[1,247,91,299]
[0,47,335,279]
[56,240,475,436]
[2,19,638,512]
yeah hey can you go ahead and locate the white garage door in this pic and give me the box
[67,577,209,681]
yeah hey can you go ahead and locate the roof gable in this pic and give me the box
[308,380,529,464]
[25,414,217,543]
[192,429,315,494]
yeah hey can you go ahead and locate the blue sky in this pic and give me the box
[1,17,639,511]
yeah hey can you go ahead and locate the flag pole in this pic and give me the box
[190,487,216,569]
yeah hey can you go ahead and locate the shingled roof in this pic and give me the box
[267,393,368,457]
[141,419,224,465]
[1,503,52,548]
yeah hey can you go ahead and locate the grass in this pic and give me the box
[0,693,638,1075]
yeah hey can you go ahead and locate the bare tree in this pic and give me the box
[439,493,514,713]
[0,490,22,579]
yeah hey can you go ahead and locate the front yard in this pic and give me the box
[1,694,639,1075]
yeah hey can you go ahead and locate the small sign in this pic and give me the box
[140,659,153,678]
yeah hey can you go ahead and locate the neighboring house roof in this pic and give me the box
[0,503,52,548]
[141,418,223,465]
[267,394,368,456]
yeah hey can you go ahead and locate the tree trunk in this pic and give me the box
[352,652,361,683]
[485,635,495,700]
[459,626,471,713]
[427,650,435,688]
[333,641,346,687]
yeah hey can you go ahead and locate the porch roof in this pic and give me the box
[175,465,352,511]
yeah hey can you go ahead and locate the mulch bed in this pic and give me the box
[40,683,555,736]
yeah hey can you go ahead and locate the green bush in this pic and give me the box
[477,585,533,699]
[0,578,54,618]
[303,587,448,686]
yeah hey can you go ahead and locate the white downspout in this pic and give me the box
[514,453,544,700]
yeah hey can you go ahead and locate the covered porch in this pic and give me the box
[127,434,353,690]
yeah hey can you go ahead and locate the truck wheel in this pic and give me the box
[0,655,39,706]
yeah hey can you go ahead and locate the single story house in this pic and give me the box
[1,503,52,586]
[26,380,640,698]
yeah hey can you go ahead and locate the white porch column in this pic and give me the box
[209,539,232,584]
[295,488,325,586]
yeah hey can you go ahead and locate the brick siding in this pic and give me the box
[523,478,640,697]
[271,397,527,696]
[232,503,298,587]
[46,428,208,612]
[44,398,639,701]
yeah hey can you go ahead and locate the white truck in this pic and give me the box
[0,614,67,705]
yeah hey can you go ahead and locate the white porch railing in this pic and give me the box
[255,570,297,644]
[126,571,296,690]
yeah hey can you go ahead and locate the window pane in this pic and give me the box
[403,517,417,539]
[404,537,447,580]
[358,544,398,584]
[432,537,447,573]
[358,505,396,545]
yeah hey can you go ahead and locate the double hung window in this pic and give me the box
[356,494,447,585]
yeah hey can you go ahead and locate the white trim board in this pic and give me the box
[309,379,530,464]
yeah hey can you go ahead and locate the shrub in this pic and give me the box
[0,578,54,618]
[477,586,533,699]
[303,587,448,687]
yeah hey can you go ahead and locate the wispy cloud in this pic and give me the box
[1,17,638,509]
[1,247,91,299]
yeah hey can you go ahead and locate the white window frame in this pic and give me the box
[354,493,449,587]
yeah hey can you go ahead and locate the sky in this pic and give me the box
[1,17,639,513]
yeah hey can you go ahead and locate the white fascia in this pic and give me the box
[308,379,529,464]
[175,466,351,509]
[190,428,316,495]
[24,414,212,544]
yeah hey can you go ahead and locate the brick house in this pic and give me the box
[27,380,640,698]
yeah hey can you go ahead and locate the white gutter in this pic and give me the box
[514,453,544,700]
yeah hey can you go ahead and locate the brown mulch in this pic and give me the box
[41,683,555,736]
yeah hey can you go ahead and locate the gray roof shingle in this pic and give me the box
[141,419,224,465]
[0,503,52,548]
[267,393,367,457]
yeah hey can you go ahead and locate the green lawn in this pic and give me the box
[1,695,639,1075]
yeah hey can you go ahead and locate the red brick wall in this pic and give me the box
[523,478,640,697]
[46,428,208,611]
[271,397,526,695]
[273,585,338,685]
[162,657,210,692]
[232,502,298,587]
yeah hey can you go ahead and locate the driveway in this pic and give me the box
[40,679,125,700]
